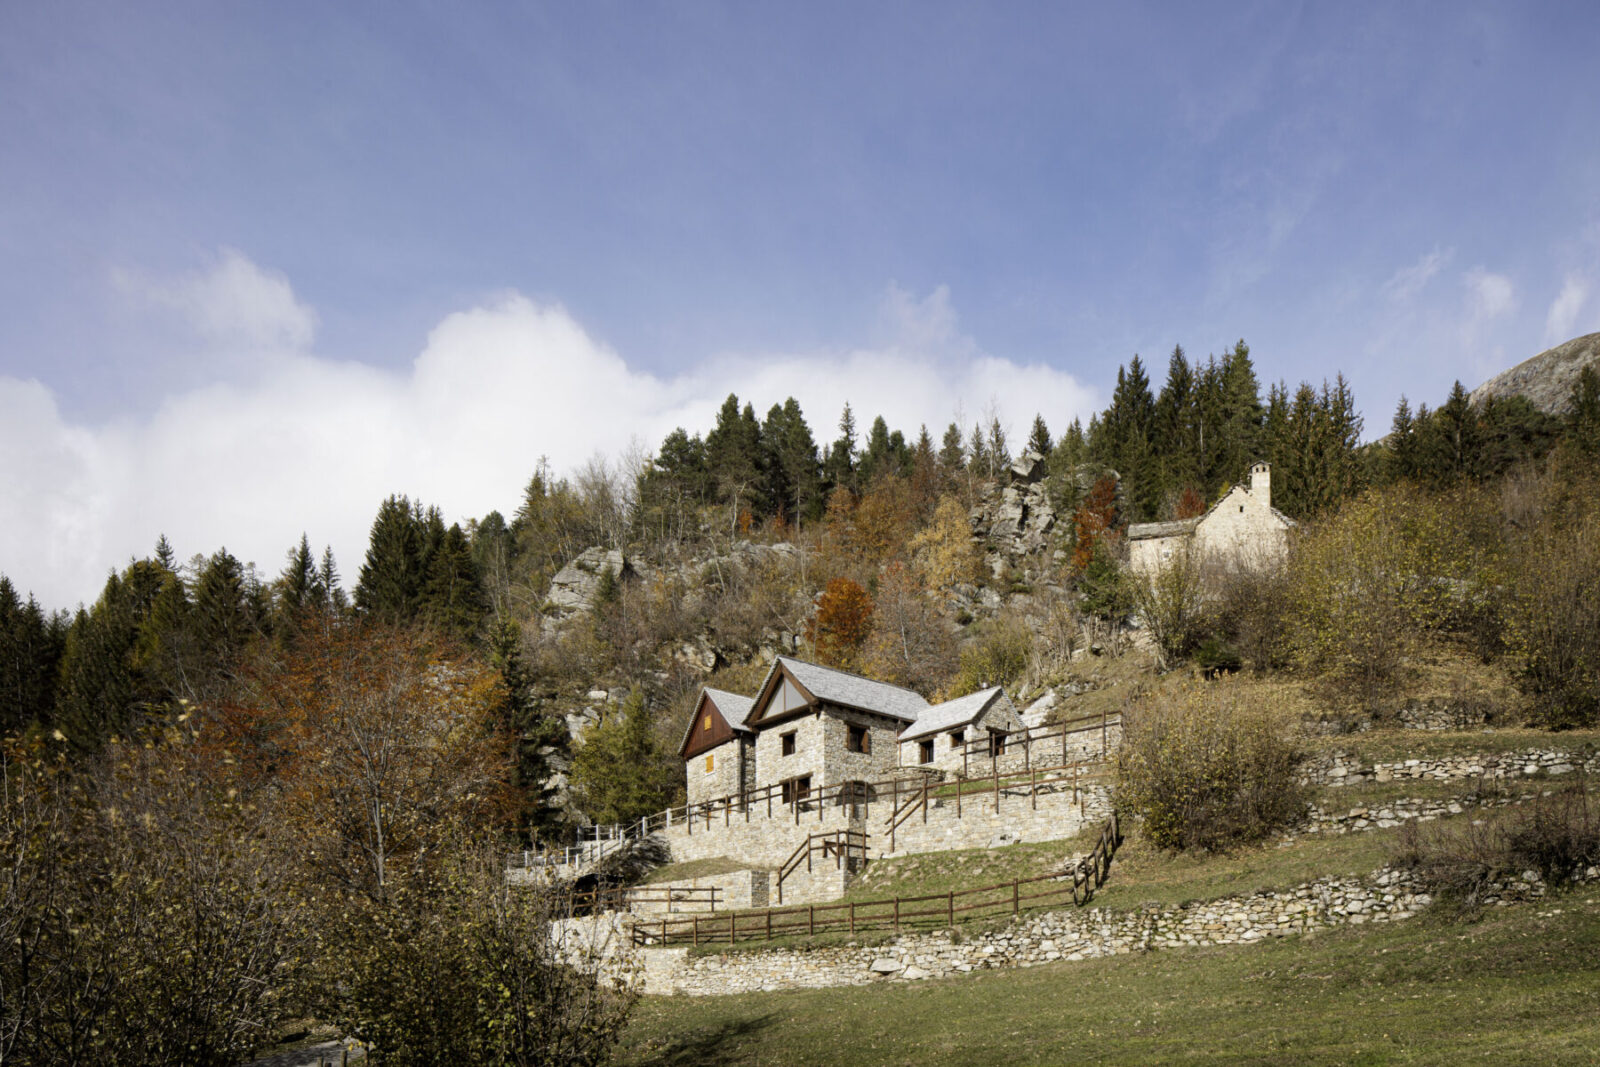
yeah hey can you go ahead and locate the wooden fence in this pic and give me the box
[631,814,1123,948]
[776,829,869,904]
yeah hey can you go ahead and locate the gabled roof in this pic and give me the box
[706,688,756,731]
[1126,482,1297,541]
[898,687,1004,741]
[677,686,756,757]
[747,656,930,727]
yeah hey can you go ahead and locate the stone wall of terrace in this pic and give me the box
[1300,746,1600,788]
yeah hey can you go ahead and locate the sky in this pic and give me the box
[4,1,1600,610]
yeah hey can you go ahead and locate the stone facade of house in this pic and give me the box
[1128,462,1293,577]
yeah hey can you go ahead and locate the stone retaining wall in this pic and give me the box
[646,864,1597,997]
[1299,789,1545,835]
[1300,746,1599,788]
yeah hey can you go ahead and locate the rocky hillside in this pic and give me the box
[1470,331,1600,414]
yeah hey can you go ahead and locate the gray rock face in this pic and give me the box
[546,547,629,614]
[1470,331,1600,415]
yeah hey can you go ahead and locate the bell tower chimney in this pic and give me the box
[1249,462,1270,508]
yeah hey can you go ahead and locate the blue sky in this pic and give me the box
[3,1,1599,608]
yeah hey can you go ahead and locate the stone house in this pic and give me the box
[896,687,1023,772]
[1126,461,1295,577]
[679,688,756,808]
[683,657,1028,805]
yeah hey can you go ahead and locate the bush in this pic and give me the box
[946,615,1032,698]
[1208,561,1293,672]
[318,841,637,1067]
[1114,681,1306,851]
[1504,512,1600,728]
[1130,548,1207,669]
[1394,776,1600,914]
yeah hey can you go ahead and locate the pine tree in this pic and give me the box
[421,523,485,642]
[0,576,64,733]
[1565,364,1600,458]
[1153,346,1199,503]
[938,422,966,473]
[1388,396,1419,482]
[858,415,895,486]
[318,546,348,614]
[191,548,256,681]
[154,534,177,573]
[824,403,859,492]
[704,393,763,512]
[985,417,1011,475]
[277,534,319,633]
[1026,414,1052,457]
[55,561,167,749]
[775,398,823,523]
[355,495,425,624]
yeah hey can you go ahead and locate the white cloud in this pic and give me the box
[1544,275,1589,344]
[1464,268,1516,322]
[1,260,1097,609]
[1383,248,1451,302]
[115,248,318,351]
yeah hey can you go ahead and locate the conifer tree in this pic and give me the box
[824,403,859,491]
[55,561,167,748]
[1565,364,1600,458]
[938,422,966,473]
[0,576,64,734]
[1026,414,1052,456]
[704,394,763,512]
[421,523,484,642]
[355,495,425,624]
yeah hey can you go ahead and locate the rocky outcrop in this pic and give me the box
[1470,331,1600,415]
[970,450,1058,560]
[546,547,634,615]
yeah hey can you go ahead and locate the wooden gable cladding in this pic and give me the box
[681,692,738,760]
[746,660,817,729]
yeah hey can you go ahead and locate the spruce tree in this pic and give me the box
[0,577,64,734]
[824,403,859,491]
[355,495,425,624]
[938,422,966,473]
[1026,414,1052,456]
[777,398,823,522]
[421,523,485,642]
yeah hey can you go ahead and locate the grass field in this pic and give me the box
[617,883,1600,1066]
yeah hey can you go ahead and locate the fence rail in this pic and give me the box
[776,829,868,903]
[631,814,1124,948]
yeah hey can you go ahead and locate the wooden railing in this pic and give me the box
[952,707,1121,778]
[883,758,1112,852]
[631,815,1125,947]
[572,884,723,914]
[776,829,868,904]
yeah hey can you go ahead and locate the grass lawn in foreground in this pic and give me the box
[617,885,1600,1066]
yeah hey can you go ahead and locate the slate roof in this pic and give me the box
[712,689,756,731]
[1126,517,1200,541]
[677,687,758,756]
[759,656,930,723]
[898,687,1003,741]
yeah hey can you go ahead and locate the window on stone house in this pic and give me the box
[704,754,714,774]
[846,724,869,753]
[919,739,934,764]
[781,775,812,804]
[781,731,796,756]
[950,729,964,748]
[988,729,1007,757]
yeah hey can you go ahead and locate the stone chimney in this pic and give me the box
[1249,462,1270,508]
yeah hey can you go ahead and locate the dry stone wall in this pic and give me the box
[884,783,1111,856]
[1301,746,1599,787]
[645,865,1599,996]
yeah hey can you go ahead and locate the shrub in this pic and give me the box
[1394,776,1600,914]
[1208,561,1293,672]
[319,841,638,1067]
[1504,512,1600,728]
[1130,547,1207,669]
[1114,681,1306,851]
[946,615,1032,698]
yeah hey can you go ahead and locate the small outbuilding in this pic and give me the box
[1126,462,1295,577]
[896,687,1023,771]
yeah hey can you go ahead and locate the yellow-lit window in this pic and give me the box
[704,754,714,773]
[703,714,712,730]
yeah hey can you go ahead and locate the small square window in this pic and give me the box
[781,731,796,757]
[950,729,964,747]
[703,714,712,731]
[846,724,869,754]
[704,754,714,773]
[919,739,934,764]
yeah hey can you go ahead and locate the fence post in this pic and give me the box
[1025,729,1030,770]
[1031,768,1037,811]
[956,777,961,818]
[994,764,1000,813]
[809,905,815,937]
[1102,708,1108,758]
[1062,725,1067,765]
[692,915,699,947]
[893,898,900,931]
[767,909,772,940]
[922,777,929,824]
[947,891,954,927]
[1012,879,1019,914]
